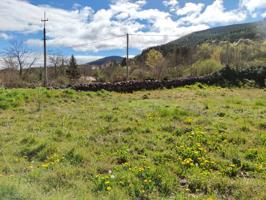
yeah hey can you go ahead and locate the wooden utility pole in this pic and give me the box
[126,33,129,81]
[226,42,229,67]
[41,12,48,86]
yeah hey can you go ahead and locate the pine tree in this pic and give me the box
[67,55,80,81]
[121,58,127,66]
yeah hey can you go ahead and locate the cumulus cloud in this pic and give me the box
[163,0,178,7]
[240,0,266,12]
[0,0,250,54]
[178,0,246,26]
[163,0,179,12]
[176,3,204,16]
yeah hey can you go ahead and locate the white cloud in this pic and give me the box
[0,0,248,54]
[240,0,266,12]
[73,55,103,65]
[176,3,204,16]
[163,0,178,8]
[163,0,179,12]
[262,12,266,18]
[179,0,246,25]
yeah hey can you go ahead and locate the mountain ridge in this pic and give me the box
[87,56,124,66]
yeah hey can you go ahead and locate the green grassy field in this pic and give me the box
[0,85,265,200]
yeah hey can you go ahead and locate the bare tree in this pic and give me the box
[49,53,62,77]
[1,54,17,69]
[3,40,37,77]
[49,52,68,77]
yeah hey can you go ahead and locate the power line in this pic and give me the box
[72,35,126,48]
[129,33,179,37]
[71,33,178,49]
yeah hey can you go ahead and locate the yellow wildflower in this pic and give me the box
[182,158,193,166]
[106,186,112,191]
[41,163,49,168]
[184,117,193,124]
[138,167,144,172]
[256,164,263,170]
[28,165,34,169]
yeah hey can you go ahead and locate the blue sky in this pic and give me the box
[0,0,266,65]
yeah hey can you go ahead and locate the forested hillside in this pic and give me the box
[131,20,266,81]
[169,20,266,47]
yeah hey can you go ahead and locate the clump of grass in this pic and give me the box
[0,184,26,200]
[0,89,28,110]
[142,94,149,100]
[157,106,189,120]
[61,89,76,98]
[64,148,84,165]
[20,142,56,162]
[245,149,258,160]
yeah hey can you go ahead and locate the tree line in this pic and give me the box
[0,39,265,86]
[0,41,80,86]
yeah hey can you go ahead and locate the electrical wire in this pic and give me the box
[129,33,179,37]
[71,35,126,48]
[71,33,179,48]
